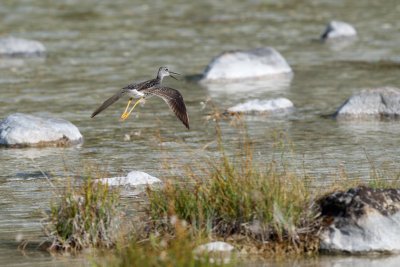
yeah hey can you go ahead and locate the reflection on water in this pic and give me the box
[1,0,400,266]
[324,37,358,51]
[255,254,400,267]
[321,255,400,267]
[2,146,79,160]
[200,73,293,102]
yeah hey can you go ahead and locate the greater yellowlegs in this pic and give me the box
[91,67,189,129]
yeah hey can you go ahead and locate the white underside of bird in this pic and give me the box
[128,89,145,98]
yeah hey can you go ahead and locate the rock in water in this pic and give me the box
[193,241,235,264]
[0,113,82,147]
[319,186,400,252]
[98,171,161,187]
[334,87,400,119]
[227,98,294,114]
[321,21,357,40]
[201,47,292,81]
[0,37,46,56]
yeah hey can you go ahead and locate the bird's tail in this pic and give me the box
[91,92,123,118]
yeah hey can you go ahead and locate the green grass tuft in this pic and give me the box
[146,128,319,255]
[43,176,122,251]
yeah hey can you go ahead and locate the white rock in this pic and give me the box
[321,21,357,40]
[99,171,161,187]
[0,37,46,56]
[319,187,400,253]
[193,241,234,264]
[0,113,82,147]
[321,211,400,252]
[334,87,400,118]
[201,47,292,81]
[195,241,234,252]
[228,98,294,114]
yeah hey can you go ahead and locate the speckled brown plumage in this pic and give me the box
[145,86,189,129]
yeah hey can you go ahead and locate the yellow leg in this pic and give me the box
[120,98,142,121]
[120,98,133,119]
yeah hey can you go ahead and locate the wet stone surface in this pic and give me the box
[319,186,400,218]
[319,186,400,252]
[0,113,83,147]
[321,20,357,40]
[201,47,292,81]
[334,87,400,119]
[0,36,45,56]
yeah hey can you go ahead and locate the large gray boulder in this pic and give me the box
[0,113,82,147]
[321,21,357,40]
[201,47,292,81]
[319,186,400,252]
[334,87,400,119]
[0,37,46,56]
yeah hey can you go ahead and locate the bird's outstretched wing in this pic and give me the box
[91,89,127,118]
[146,86,190,129]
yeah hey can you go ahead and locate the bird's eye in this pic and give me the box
[165,68,168,71]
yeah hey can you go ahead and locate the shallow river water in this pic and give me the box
[1,0,400,266]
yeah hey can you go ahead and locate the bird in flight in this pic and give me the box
[91,66,189,129]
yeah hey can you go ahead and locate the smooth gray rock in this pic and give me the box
[201,47,292,81]
[0,37,46,56]
[98,171,161,187]
[319,186,400,252]
[227,98,294,114]
[321,21,357,40]
[334,87,400,119]
[0,113,82,147]
[97,171,162,197]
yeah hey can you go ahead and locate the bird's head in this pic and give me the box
[158,66,180,80]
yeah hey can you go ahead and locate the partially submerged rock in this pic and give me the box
[0,113,82,147]
[319,186,400,252]
[334,87,400,119]
[201,47,292,81]
[0,37,46,56]
[321,21,357,40]
[227,98,294,114]
[193,241,235,264]
[99,171,161,187]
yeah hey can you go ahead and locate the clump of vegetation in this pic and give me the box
[40,119,400,265]
[43,177,122,251]
[146,128,320,255]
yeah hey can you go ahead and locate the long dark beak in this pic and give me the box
[170,71,180,80]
